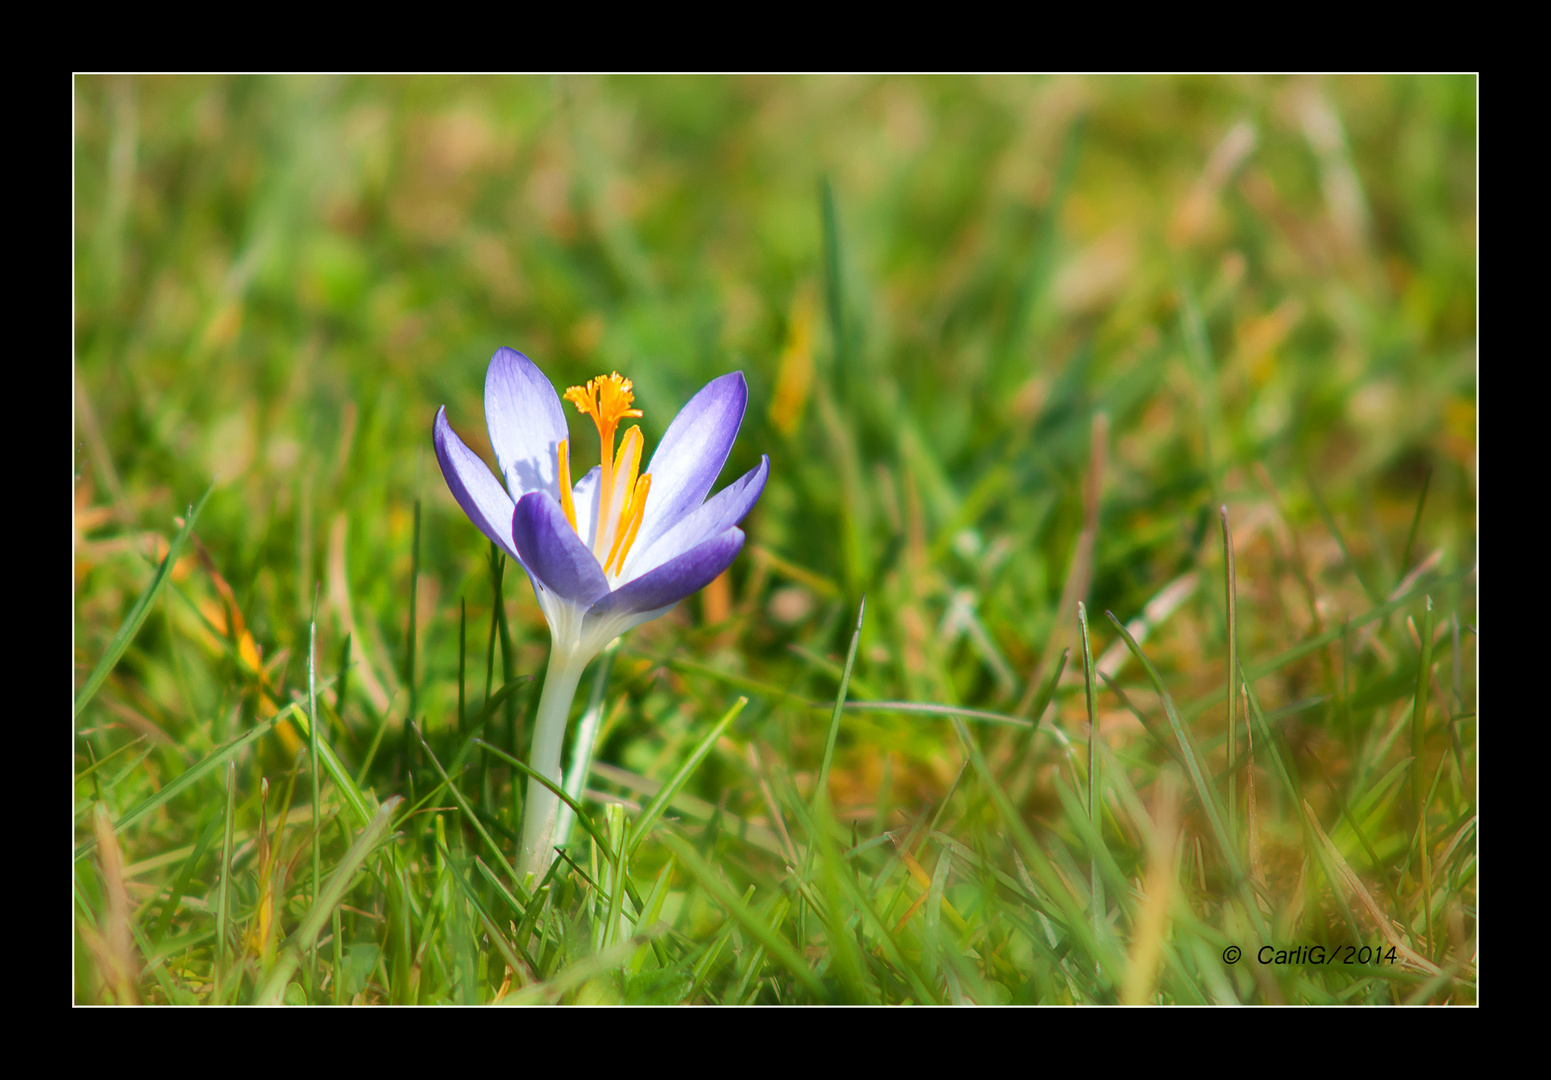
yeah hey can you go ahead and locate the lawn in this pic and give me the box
[73,74,1476,1004]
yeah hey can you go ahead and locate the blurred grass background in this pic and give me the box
[74,75,1476,1004]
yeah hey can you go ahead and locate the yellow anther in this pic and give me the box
[556,438,577,531]
[560,373,652,577]
[605,473,651,576]
[599,424,642,541]
[564,373,642,455]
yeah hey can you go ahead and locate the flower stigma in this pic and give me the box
[558,372,653,580]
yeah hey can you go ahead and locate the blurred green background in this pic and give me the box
[73,75,1476,1003]
[74,72,1476,745]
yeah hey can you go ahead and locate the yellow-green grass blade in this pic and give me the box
[287,699,375,828]
[469,675,534,738]
[1412,596,1437,954]
[687,882,753,1002]
[1052,774,1133,923]
[727,893,790,1003]
[438,838,534,985]
[635,648,811,706]
[74,734,149,785]
[418,727,527,900]
[1220,506,1239,843]
[627,696,747,856]
[657,829,828,1001]
[823,699,1034,727]
[1102,612,1251,905]
[946,714,1118,982]
[473,737,653,925]
[810,795,873,1003]
[1177,567,1474,723]
[627,857,676,975]
[75,704,285,861]
[816,598,864,812]
[254,794,402,1004]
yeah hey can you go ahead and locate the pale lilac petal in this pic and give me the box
[434,407,519,560]
[484,347,568,500]
[512,492,611,608]
[632,372,747,558]
[625,455,768,579]
[571,466,602,553]
[585,527,745,624]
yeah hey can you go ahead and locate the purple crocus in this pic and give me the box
[434,347,768,877]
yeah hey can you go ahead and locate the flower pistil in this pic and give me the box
[559,372,653,579]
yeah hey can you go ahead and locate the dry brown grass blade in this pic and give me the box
[1303,799,1443,978]
[1121,769,1181,1005]
[88,804,141,1004]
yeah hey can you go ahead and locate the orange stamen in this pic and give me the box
[556,438,577,531]
[605,473,652,576]
[563,373,651,576]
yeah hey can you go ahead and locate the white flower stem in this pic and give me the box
[556,637,620,853]
[518,646,587,883]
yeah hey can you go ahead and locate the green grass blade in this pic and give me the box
[627,696,747,856]
[1098,670,1188,771]
[1101,611,1241,883]
[1306,476,1382,604]
[1401,468,1433,579]
[636,649,811,705]
[213,761,236,1004]
[470,676,533,738]
[473,738,626,891]
[400,496,421,775]
[1019,645,1068,725]
[1413,596,1436,953]
[1221,506,1239,841]
[727,893,789,1003]
[811,794,872,1003]
[824,699,1033,727]
[816,598,864,811]
[75,705,285,861]
[627,857,676,975]
[287,698,374,828]
[152,812,222,945]
[74,734,149,784]
[417,727,526,897]
[1077,601,1103,944]
[307,599,321,988]
[657,830,828,1001]
[74,482,214,718]
[439,839,535,984]
[945,715,1111,979]
[254,794,402,1004]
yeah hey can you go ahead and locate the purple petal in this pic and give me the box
[434,407,519,560]
[512,492,611,608]
[632,372,747,558]
[625,455,768,579]
[585,527,745,624]
[484,347,568,500]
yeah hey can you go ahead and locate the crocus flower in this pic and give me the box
[434,347,767,877]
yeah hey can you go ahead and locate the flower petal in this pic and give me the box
[585,527,745,624]
[571,466,602,553]
[632,372,747,558]
[624,455,768,579]
[484,347,568,500]
[512,491,611,608]
[434,406,519,560]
